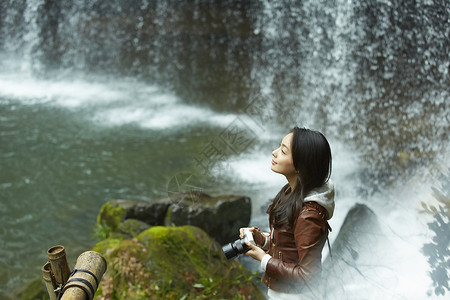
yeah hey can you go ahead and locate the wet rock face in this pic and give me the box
[97,192,251,244]
[320,203,393,299]
[168,193,252,244]
[325,203,381,262]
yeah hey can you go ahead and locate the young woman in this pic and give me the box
[240,127,334,299]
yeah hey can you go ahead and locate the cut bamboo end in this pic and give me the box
[47,245,71,285]
[42,261,57,300]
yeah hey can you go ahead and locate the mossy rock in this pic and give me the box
[12,277,49,300]
[93,225,264,299]
[118,219,151,238]
[97,200,127,230]
[96,194,252,245]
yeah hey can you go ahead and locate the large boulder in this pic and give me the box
[167,192,251,244]
[96,199,170,230]
[319,203,395,299]
[92,225,264,299]
[97,192,251,244]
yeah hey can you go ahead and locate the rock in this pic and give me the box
[325,203,381,263]
[319,203,394,299]
[118,219,151,238]
[167,192,251,244]
[97,199,170,229]
[96,200,126,230]
[97,192,251,244]
[92,225,264,299]
[12,277,48,300]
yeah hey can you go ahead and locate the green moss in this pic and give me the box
[163,205,173,226]
[15,277,49,300]
[97,201,126,230]
[138,226,217,281]
[118,219,150,238]
[95,225,264,299]
[92,238,123,255]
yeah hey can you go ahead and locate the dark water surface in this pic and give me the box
[0,80,284,296]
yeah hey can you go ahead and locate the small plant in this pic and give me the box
[93,222,114,240]
[421,170,450,296]
[192,266,261,299]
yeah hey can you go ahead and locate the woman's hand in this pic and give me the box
[239,227,256,238]
[244,241,266,261]
[240,227,267,261]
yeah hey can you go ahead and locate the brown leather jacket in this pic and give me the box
[254,201,330,293]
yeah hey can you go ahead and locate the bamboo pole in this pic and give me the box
[47,245,71,285]
[61,251,107,300]
[42,261,57,300]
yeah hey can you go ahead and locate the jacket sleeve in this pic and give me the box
[265,210,327,282]
[251,227,270,250]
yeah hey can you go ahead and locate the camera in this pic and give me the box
[222,229,255,260]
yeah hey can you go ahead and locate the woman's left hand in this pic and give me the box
[244,241,266,262]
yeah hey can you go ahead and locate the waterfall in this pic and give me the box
[0,0,448,298]
[253,0,449,192]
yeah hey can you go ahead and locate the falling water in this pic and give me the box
[0,0,448,298]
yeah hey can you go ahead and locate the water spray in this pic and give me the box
[42,245,107,300]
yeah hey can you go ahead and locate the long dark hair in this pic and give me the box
[269,127,332,228]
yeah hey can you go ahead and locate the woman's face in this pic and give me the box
[271,133,297,177]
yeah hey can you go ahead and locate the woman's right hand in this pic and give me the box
[239,227,255,239]
[241,227,269,248]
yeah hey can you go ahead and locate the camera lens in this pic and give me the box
[222,238,249,260]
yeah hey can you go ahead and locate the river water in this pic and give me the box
[0,1,448,299]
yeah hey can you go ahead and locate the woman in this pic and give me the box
[240,127,334,299]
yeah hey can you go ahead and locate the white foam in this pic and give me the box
[223,151,285,186]
[358,181,436,299]
[0,75,132,107]
[93,98,237,130]
[140,105,236,130]
[0,74,238,130]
